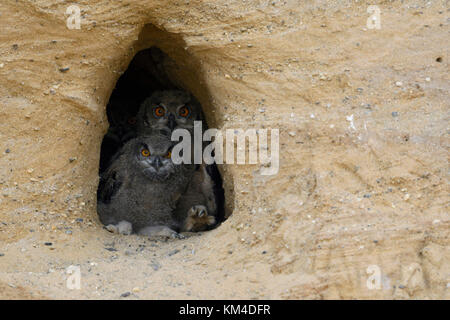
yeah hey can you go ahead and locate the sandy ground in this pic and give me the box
[0,0,449,299]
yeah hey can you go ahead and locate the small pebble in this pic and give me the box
[151,263,160,271]
[395,81,403,87]
[120,292,131,298]
[5,149,10,153]
[391,112,399,117]
[59,67,70,73]
[44,242,52,246]
[0,253,4,257]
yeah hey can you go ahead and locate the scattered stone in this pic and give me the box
[5,149,10,153]
[69,157,77,163]
[425,77,431,82]
[288,131,296,137]
[120,292,131,298]
[150,262,160,271]
[0,253,4,257]
[436,57,442,63]
[105,247,117,252]
[395,81,403,87]
[391,111,399,117]
[44,242,52,246]
[363,193,372,198]
[168,249,179,256]
[12,44,18,50]
[59,67,70,73]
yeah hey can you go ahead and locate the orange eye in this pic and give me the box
[165,151,172,159]
[179,106,190,117]
[127,117,136,125]
[154,106,165,117]
[141,149,150,157]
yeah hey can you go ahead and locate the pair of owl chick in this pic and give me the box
[98,90,218,237]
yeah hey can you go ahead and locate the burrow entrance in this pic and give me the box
[97,47,225,235]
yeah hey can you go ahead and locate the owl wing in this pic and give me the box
[97,159,124,204]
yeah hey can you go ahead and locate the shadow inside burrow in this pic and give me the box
[97,46,226,234]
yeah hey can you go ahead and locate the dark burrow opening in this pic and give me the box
[97,47,225,236]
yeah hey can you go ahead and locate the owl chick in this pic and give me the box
[136,90,203,136]
[173,163,218,232]
[97,134,195,237]
[136,90,222,231]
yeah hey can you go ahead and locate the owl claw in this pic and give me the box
[138,225,179,239]
[105,220,132,235]
[183,205,216,232]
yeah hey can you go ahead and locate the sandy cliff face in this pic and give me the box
[0,0,448,299]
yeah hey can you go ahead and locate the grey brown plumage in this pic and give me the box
[136,89,221,230]
[97,134,195,235]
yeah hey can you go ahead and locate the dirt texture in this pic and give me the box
[0,0,448,299]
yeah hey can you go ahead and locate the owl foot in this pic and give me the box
[183,205,216,232]
[105,220,133,235]
[138,225,180,239]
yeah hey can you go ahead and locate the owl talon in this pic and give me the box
[138,225,179,239]
[105,220,132,235]
[183,205,216,232]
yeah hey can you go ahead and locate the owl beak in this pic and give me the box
[168,113,176,131]
[153,157,163,171]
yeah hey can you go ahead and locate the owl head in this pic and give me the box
[129,134,181,181]
[137,90,203,136]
